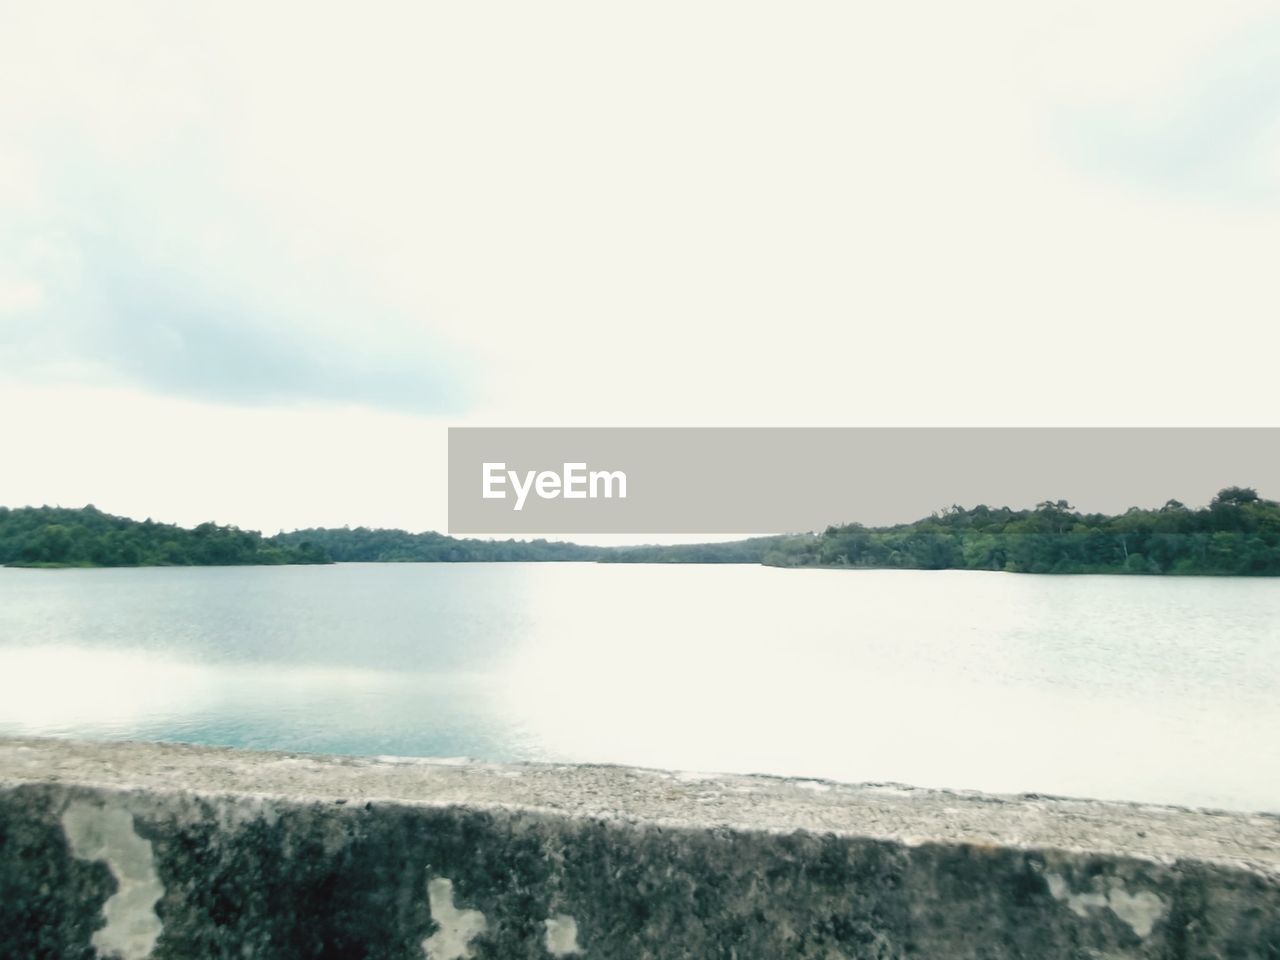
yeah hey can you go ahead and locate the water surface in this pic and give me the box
[1,563,1276,812]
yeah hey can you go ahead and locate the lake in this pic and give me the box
[1,563,1277,813]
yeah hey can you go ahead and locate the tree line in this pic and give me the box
[763,487,1280,576]
[270,526,602,562]
[0,506,329,567]
[3,488,1278,574]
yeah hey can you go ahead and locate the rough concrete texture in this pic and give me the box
[0,737,1277,959]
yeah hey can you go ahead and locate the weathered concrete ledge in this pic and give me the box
[1,737,1277,958]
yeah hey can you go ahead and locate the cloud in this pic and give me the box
[0,232,474,415]
[1046,16,1280,205]
[0,5,474,415]
[11,204,474,413]
[87,262,471,414]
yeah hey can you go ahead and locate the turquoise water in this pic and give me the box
[1,563,1277,812]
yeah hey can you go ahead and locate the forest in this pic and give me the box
[0,506,329,567]
[763,487,1280,576]
[3,488,1278,574]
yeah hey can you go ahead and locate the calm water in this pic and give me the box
[1,563,1277,812]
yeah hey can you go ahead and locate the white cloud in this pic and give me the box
[0,3,472,412]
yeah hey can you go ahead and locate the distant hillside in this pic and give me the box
[0,506,329,567]
[269,528,796,563]
[270,526,604,562]
[768,487,1280,576]
[598,535,805,564]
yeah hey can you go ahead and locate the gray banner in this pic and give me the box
[447,428,1280,534]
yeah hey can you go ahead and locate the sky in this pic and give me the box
[2,1,1279,535]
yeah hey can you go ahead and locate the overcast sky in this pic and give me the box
[2,1,1279,535]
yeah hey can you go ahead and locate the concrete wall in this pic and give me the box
[1,737,1277,959]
